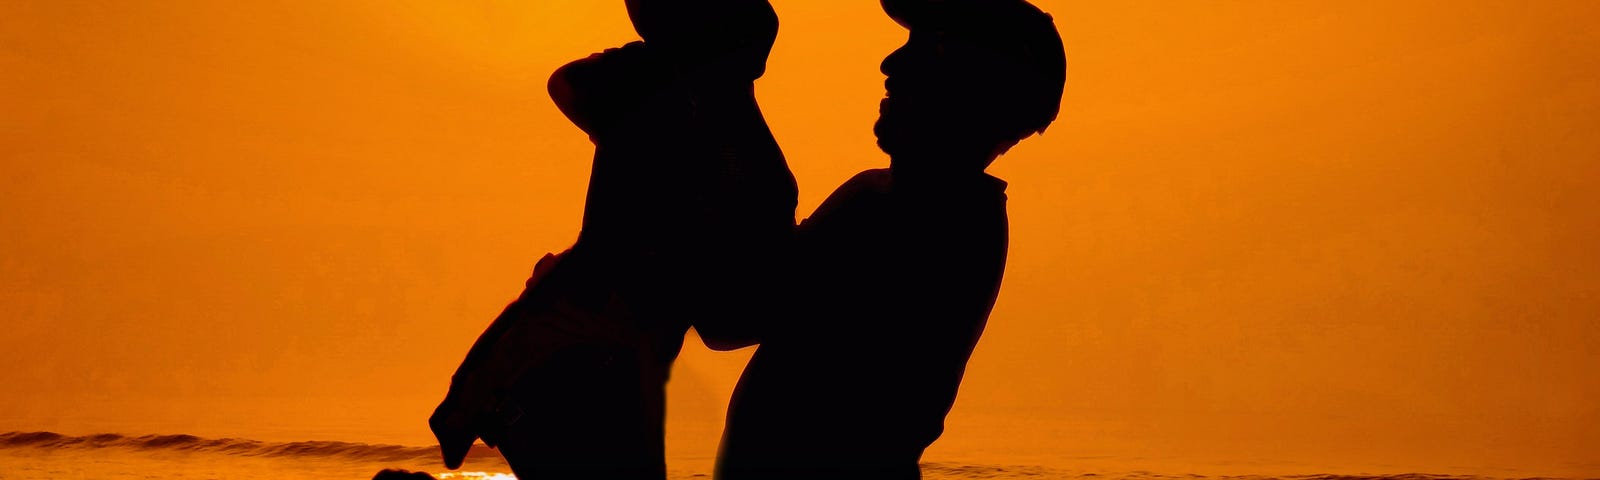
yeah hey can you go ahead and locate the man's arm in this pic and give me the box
[692,169,886,349]
[647,0,798,351]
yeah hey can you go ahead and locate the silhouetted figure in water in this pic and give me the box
[429,1,793,479]
[716,1,1065,479]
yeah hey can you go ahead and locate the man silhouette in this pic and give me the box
[429,1,793,478]
[716,1,1065,478]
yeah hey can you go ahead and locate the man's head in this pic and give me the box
[874,0,1065,173]
[624,0,779,81]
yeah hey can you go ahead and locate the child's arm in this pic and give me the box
[547,41,672,143]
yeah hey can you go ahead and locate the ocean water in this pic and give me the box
[0,431,501,480]
[0,431,1581,480]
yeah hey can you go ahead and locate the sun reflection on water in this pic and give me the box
[434,472,516,480]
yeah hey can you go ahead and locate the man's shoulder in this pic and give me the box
[815,168,895,208]
[800,169,892,229]
[837,168,894,195]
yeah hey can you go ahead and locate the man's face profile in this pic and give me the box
[873,0,1039,168]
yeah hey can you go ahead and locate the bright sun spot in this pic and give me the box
[434,472,516,480]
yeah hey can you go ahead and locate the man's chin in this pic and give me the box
[873,120,887,152]
[873,122,900,156]
[874,118,910,150]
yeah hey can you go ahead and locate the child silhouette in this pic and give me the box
[430,2,795,479]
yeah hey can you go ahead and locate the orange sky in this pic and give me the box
[2,1,1597,477]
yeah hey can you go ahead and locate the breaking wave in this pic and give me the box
[0,431,502,463]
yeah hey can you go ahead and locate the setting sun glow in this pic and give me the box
[2,1,1597,479]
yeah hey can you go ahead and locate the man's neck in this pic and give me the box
[889,156,993,182]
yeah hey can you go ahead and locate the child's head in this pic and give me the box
[624,0,779,81]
